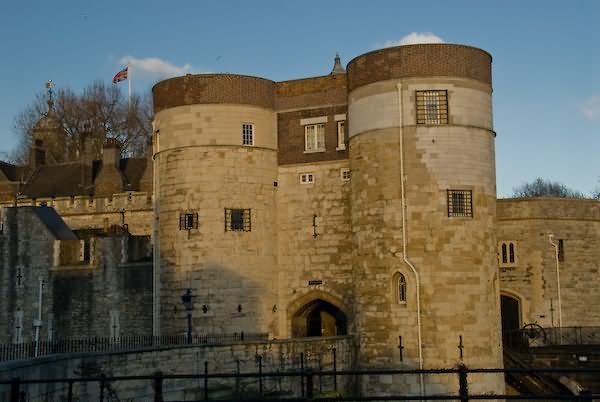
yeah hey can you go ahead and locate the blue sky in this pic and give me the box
[0,1,598,197]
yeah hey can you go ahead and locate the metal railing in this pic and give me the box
[0,332,268,362]
[1,365,598,402]
[504,326,600,349]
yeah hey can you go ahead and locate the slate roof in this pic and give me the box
[16,157,148,198]
[0,161,21,181]
[30,206,78,240]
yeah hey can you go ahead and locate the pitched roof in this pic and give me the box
[17,157,149,198]
[21,162,94,198]
[30,206,78,240]
[0,161,19,181]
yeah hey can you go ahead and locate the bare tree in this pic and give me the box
[512,178,586,198]
[10,81,152,164]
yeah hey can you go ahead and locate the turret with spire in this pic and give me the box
[330,53,346,75]
[30,80,65,167]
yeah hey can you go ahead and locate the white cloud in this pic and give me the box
[119,56,194,78]
[581,96,600,121]
[379,32,445,48]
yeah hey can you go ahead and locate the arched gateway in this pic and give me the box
[289,294,348,338]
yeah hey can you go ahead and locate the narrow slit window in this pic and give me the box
[501,243,508,264]
[397,274,407,304]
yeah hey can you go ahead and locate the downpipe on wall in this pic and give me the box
[547,233,562,328]
[396,83,425,396]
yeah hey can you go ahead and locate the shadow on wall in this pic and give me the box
[166,263,272,336]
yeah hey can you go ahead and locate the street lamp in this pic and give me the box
[181,289,193,344]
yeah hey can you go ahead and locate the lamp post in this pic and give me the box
[181,289,193,344]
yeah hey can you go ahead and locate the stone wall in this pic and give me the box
[0,207,153,343]
[51,237,152,339]
[347,44,503,396]
[154,94,279,337]
[0,208,55,344]
[276,160,353,337]
[497,198,600,328]
[0,192,153,236]
[0,336,354,402]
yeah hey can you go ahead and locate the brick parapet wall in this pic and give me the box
[347,44,492,92]
[153,74,276,113]
[276,74,347,111]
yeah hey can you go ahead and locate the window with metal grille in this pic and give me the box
[304,123,326,152]
[179,213,198,230]
[242,123,254,146]
[225,208,251,232]
[447,190,473,217]
[416,90,449,125]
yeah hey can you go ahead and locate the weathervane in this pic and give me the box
[45,80,54,111]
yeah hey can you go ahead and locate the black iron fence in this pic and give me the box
[1,365,598,402]
[0,333,268,362]
[504,326,600,349]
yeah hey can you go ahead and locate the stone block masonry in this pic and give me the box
[0,336,354,402]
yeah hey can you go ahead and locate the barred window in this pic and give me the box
[447,190,473,217]
[242,123,254,146]
[416,90,448,125]
[225,208,251,232]
[305,123,326,152]
[179,213,198,230]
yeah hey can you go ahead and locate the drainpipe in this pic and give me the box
[397,83,425,396]
[152,126,161,337]
[548,234,562,328]
[33,276,43,357]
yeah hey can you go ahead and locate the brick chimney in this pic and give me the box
[94,138,125,195]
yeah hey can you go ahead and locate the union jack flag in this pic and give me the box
[112,67,128,84]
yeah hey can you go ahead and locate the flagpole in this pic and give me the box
[127,63,132,144]
[128,63,132,115]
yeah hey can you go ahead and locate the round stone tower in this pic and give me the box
[152,74,279,337]
[347,44,503,394]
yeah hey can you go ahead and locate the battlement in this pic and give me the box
[497,197,600,221]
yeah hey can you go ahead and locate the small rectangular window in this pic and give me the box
[416,90,449,125]
[300,173,315,184]
[179,213,199,230]
[447,190,473,218]
[225,208,251,232]
[242,123,254,146]
[304,123,325,152]
[336,121,346,150]
[340,168,351,182]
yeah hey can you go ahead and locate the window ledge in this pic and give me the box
[304,149,326,154]
[336,146,346,151]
